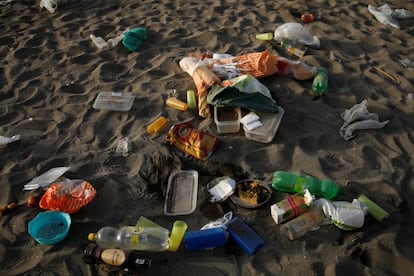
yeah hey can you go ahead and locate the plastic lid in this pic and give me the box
[88,233,96,241]
[358,195,389,221]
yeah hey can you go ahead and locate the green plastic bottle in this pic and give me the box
[311,67,328,97]
[272,171,339,199]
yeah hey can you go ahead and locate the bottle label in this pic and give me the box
[128,227,144,246]
[101,249,126,266]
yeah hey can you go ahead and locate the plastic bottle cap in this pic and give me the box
[88,233,96,241]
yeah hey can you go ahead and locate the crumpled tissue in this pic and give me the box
[340,100,389,140]
[368,4,414,29]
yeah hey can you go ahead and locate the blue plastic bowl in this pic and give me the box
[28,211,71,245]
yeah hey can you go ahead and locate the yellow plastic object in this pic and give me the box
[166,97,188,111]
[256,33,273,41]
[168,220,188,252]
[186,90,197,110]
[146,116,167,135]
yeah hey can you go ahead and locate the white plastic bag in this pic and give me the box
[368,4,414,29]
[40,0,67,13]
[0,134,20,145]
[273,22,320,49]
[340,100,389,140]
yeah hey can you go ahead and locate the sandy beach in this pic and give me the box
[1,0,414,275]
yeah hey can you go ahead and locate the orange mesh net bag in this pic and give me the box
[217,51,279,78]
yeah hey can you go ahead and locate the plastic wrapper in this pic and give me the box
[24,167,70,191]
[39,179,97,214]
[273,23,320,49]
[166,122,220,160]
[340,100,389,140]
[317,198,367,230]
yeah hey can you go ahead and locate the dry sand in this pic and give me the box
[1,0,414,275]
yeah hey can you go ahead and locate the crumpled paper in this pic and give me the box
[368,4,414,29]
[40,0,67,13]
[340,100,389,140]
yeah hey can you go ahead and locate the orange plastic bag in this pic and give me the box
[39,179,96,214]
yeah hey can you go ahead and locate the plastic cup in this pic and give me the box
[186,90,197,110]
[168,220,188,252]
[358,195,389,222]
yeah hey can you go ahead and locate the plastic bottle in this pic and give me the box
[280,39,306,58]
[83,243,152,268]
[280,208,324,240]
[166,97,188,111]
[146,116,167,134]
[88,226,170,251]
[272,171,339,199]
[311,67,328,97]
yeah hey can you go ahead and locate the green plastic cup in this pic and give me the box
[168,220,188,252]
[358,195,389,222]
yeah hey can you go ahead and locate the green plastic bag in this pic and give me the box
[207,75,279,113]
[122,27,147,52]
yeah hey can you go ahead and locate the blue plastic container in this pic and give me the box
[183,227,227,251]
[226,217,264,255]
[28,211,71,245]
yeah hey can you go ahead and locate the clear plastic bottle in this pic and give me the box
[272,171,339,199]
[88,226,170,252]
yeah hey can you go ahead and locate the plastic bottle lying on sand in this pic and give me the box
[83,243,152,268]
[280,208,324,240]
[88,226,170,251]
[272,171,339,199]
[311,67,328,97]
